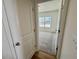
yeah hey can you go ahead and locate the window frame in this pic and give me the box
[39,16,52,29]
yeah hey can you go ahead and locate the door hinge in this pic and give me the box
[56,47,58,55]
[56,47,58,51]
[58,29,60,33]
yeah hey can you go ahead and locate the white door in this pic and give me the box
[2,24,15,59]
[2,3,17,59]
[3,0,36,59]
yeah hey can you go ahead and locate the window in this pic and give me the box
[39,16,52,28]
[39,16,44,27]
[45,16,51,28]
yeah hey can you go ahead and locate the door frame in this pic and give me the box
[34,0,39,51]
[56,0,70,59]
[34,0,69,59]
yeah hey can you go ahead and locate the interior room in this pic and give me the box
[2,0,77,59]
[38,0,60,55]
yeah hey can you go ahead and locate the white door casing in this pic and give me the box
[56,0,69,59]
[3,0,36,59]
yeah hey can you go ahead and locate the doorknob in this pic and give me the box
[16,42,20,46]
[58,29,60,33]
[56,29,60,33]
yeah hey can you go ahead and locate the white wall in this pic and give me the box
[60,0,77,59]
[38,0,60,12]
[39,10,59,32]
[38,32,57,55]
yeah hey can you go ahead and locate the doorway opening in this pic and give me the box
[37,0,61,56]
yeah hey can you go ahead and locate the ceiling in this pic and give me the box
[37,0,52,3]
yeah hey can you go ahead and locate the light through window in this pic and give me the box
[39,16,52,28]
[39,16,44,27]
